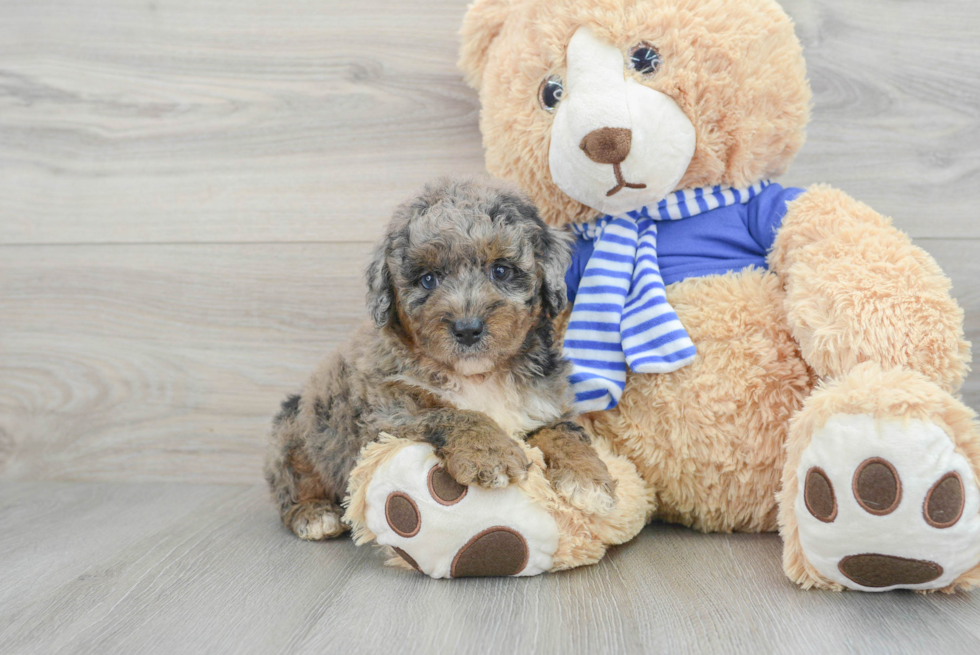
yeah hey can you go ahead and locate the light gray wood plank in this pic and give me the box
[0,482,375,655]
[0,0,484,246]
[1,239,977,484]
[780,0,980,241]
[0,242,371,483]
[0,481,243,616]
[1,0,979,245]
[1,481,979,655]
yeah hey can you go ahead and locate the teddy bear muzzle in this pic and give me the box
[548,25,696,215]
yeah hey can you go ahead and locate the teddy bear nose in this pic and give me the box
[579,127,633,165]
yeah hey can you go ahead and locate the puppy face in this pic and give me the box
[367,178,571,376]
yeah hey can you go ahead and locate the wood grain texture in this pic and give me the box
[1,1,980,649]
[1,481,979,655]
[0,0,485,246]
[1,239,976,484]
[0,0,979,244]
[779,0,980,238]
[0,242,372,482]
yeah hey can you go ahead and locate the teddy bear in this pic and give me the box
[344,0,980,592]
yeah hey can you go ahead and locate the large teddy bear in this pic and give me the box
[344,0,980,592]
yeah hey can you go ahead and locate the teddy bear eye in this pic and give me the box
[629,43,662,75]
[538,75,564,112]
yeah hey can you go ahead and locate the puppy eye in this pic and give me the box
[629,43,662,75]
[538,75,564,112]
[418,272,439,290]
[490,263,512,282]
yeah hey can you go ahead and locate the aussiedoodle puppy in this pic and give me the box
[265,177,616,540]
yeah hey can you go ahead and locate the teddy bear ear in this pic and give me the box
[458,0,514,90]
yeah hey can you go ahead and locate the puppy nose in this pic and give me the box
[451,318,485,346]
[580,127,633,165]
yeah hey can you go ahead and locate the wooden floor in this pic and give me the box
[1,0,980,652]
[0,482,979,655]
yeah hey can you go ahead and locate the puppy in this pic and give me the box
[264,177,616,540]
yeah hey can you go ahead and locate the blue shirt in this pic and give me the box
[566,183,804,303]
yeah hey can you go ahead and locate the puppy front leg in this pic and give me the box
[527,421,617,515]
[398,409,530,489]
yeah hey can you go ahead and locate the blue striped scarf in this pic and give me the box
[564,181,771,412]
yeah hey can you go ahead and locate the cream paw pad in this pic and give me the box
[796,413,980,591]
[363,443,560,578]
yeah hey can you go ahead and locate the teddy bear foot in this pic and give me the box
[795,413,980,591]
[362,443,559,578]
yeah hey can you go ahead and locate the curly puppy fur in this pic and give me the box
[265,177,615,539]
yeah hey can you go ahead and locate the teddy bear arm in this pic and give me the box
[768,184,970,392]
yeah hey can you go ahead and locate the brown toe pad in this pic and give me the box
[804,467,837,523]
[924,472,965,529]
[428,465,468,505]
[450,527,528,578]
[853,458,901,516]
[393,547,423,573]
[385,492,421,538]
[839,554,943,588]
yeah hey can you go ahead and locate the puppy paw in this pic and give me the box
[441,435,529,489]
[548,466,618,516]
[364,444,559,578]
[288,502,346,540]
[528,422,618,516]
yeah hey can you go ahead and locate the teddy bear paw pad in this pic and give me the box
[364,444,559,578]
[796,413,980,591]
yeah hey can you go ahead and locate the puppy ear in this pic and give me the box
[523,202,572,319]
[365,238,395,328]
[458,0,514,89]
[538,225,573,318]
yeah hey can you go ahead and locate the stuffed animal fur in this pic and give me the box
[347,0,980,592]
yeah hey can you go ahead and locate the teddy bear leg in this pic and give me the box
[343,435,560,578]
[342,433,652,578]
[778,362,980,592]
[770,184,971,393]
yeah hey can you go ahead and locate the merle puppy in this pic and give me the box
[265,177,616,540]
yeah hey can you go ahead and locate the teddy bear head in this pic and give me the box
[459,0,811,226]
